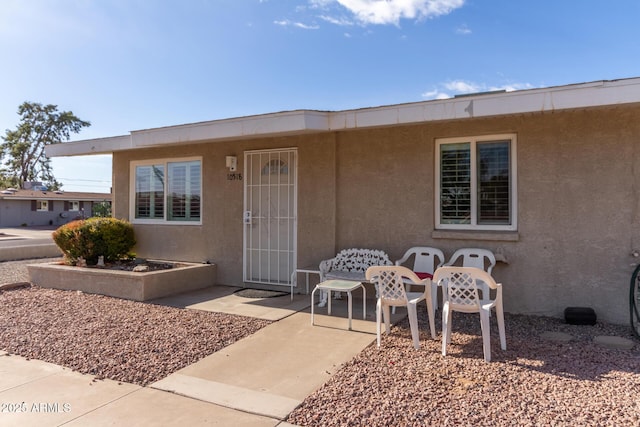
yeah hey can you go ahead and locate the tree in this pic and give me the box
[0,171,17,189]
[92,200,112,217]
[0,102,90,190]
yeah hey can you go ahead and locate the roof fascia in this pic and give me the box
[45,135,132,157]
[130,110,329,148]
[329,78,640,129]
[46,77,640,157]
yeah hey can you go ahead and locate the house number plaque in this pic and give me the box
[227,173,243,181]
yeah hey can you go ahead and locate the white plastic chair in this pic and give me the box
[365,265,436,349]
[433,266,506,362]
[444,248,496,274]
[395,246,445,312]
[445,248,496,302]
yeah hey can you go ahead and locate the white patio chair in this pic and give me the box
[366,265,436,350]
[433,266,506,362]
[395,246,445,312]
[444,248,496,274]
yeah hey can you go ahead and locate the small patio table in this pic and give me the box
[290,265,321,298]
[311,279,366,330]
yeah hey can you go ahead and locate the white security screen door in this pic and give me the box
[243,148,297,286]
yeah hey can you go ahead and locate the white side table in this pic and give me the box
[290,265,321,299]
[311,279,366,330]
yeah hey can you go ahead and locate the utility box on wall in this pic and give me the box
[564,307,597,325]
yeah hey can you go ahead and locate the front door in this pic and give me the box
[243,148,297,286]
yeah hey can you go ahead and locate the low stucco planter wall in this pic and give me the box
[27,261,216,301]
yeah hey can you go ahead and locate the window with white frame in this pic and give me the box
[131,158,201,223]
[436,134,517,231]
[69,201,80,211]
[36,200,48,211]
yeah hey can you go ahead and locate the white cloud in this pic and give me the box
[322,0,466,26]
[455,24,471,34]
[421,89,451,99]
[296,1,465,29]
[295,22,320,29]
[310,0,335,8]
[444,80,480,93]
[422,79,536,100]
[490,82,534,92]
[319,14,355,26]
[274,19,320,29]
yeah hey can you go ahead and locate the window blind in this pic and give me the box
[477,141,510,225]
[440,142,471,224]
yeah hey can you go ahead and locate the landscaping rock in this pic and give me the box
[594,335,636,350]
[540,331,573,343]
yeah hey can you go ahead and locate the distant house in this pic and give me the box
[0,186,111,227]
[45,77,640,324]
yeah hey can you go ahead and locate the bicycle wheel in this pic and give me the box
[631,264,640,338]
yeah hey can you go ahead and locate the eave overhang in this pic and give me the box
[46,77,640,158]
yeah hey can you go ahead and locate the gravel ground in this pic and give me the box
[288,311,640,426]
[2,258,640,425]
[0,257,60,285]
[0,258,271,386]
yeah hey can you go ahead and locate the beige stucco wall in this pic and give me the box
[112,134,339,286]
[113,103,640,325]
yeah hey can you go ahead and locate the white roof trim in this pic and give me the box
[131,110,329,147]
[46,135,132,156]
[46,77,640,157]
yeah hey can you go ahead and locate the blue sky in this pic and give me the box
[1,0,639,192]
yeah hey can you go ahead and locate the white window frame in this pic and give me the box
[435,133,517,231]
[69,201,80,211]
[36,200,48,212]
[129,157,202,225]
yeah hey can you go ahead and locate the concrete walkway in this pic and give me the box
[152,311,376,420]
[0,285,395,426]
[1,350,280,426]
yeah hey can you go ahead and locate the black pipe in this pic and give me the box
[630,264,640,338]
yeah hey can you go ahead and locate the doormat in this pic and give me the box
[234,288,288,298]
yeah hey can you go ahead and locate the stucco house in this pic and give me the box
[46,77,640,325]
[0,186,112,227]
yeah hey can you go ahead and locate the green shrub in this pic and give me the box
[92,201,112,218]
[53,217,136,265]
[51,220,85,264]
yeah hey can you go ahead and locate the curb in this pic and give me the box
[0,243,62,262]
